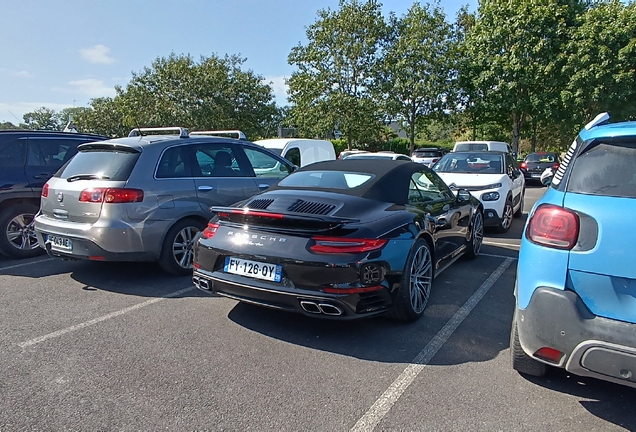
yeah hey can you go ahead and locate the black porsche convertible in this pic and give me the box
[192,160,484,321]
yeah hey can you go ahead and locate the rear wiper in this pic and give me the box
[66,174,111,182]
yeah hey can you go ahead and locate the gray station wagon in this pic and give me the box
[34,127,294,275]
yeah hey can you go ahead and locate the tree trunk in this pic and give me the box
[511,112,521,155]
[409,121,415,155]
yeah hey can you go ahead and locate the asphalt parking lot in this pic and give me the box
[1,185,635,431]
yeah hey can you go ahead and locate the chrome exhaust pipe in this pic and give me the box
[300,300,321,314]
[318,303,343,316]
[192,276,211,290]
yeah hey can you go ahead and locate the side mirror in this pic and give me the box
[540,168,554,186]
[448,182,458,191]
[456,188,471,202]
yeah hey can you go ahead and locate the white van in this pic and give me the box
[253,138,336,167]
[453,140,513,154]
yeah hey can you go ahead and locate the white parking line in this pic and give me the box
[18,286,195,348]
[351,257,514,432]
[481,252,518,260]
[482,240,521,250]
[0,257,55,272]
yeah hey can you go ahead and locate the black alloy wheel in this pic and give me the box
[464,210,483,259]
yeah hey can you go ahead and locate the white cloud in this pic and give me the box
[0,68,33,78]
[79,44,115,64]
[264,76,289,105]
[51,78,117,98]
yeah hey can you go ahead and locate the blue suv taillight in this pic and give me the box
[526,204,579,250]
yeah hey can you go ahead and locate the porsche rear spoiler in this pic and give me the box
[210,207,359,231]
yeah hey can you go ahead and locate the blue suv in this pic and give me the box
[511,113,636,389]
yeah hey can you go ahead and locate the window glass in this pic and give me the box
[566,140,636,198]
[26,138,82,168]
[454,143,488,152]
[434,152,504,174]
[57,150,139,181]
[0,139,26,166]
[278,170,373,189]
[156,146,190,178]
[284,147,301,166]
[193,144,246,177]
[409,171,454,203]
[243,147,291,179]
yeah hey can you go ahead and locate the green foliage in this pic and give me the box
[20,107,60,130]
[377,3,456,154]
[287,0,387,149]
[0,122,20,130]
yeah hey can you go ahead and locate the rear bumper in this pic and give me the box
[516,286,636,388]
[192,269,393,320]
[34,214,164,261]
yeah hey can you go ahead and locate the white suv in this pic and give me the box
[432,151,525,233]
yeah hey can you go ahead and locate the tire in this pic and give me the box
[0,203,43,259]
[158,218,205,276]
[511,315,547,377]
[496,200,514,233]
[464,210,483,260]
[388,239,433,322]
[514,190,525,218]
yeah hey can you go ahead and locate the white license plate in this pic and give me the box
[531,174,541,178]
[48,235,72,251]
[224,257,282,282]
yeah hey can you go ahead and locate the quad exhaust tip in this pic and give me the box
[192,275,211,290]
[300,300,343,316]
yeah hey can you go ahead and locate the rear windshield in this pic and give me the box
[566,140,636,198]
[278,170,374,189]
[56,150,140,181]
[414,151,442,157]
[454,143,488,152]
[526,153,557,163]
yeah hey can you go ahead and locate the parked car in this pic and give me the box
[34,127,295,275]
[254,138,336,167]
[519,152,560,185]
[511,112,636,389]
[343,151,412,161]
[453,140,513,155]
[338,149,368,160]
[192,159,484,321]
[0,129,107,259]
[411,148,447,167]
[433,151,525,233]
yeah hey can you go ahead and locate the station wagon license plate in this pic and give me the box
[531,173,541,178]
[224,257,282,282]
[48,235,72,251]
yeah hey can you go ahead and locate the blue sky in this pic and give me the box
[0,0,473,124]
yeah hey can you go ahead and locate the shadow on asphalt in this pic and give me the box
[523,369,636,429]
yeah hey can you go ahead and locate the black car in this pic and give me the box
[519,152,560,184]
[0,130,107,258]
[192,160,484,321]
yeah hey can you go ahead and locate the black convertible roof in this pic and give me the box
[269,159,430,205]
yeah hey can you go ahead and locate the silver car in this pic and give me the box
[34,127,294,275]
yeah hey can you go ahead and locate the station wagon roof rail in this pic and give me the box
[128,127,190,138]
[190,130,247,140]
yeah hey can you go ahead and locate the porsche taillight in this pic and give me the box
[310,236,387,254]
[202,222,219,239]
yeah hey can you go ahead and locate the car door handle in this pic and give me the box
[258,184,270,190]
[198,185,214,192]
[33,172,50,179]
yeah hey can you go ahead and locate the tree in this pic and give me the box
[287,0,387,149]
[117,53,278,139]
[463,0,582,153]
[561,1,636,131]
[0,122,19,130]
[20,107,60,130]
[376,3,456,154]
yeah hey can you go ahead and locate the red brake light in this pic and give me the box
[432,158,439,163]
[534,347,563,363]
[229,209,284,219]
[42,183,49,198]
[526,204,579,250]
[520,162,527,169]
[310,236,388,254]
[202,222,219,239]
[79,188,144,203]
[552,162,560,170]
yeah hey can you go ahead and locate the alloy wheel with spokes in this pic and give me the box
[159,218,205,276]
[0,204,43,259]
[465,211,483,259]
[409,244,433,314]
[172,225,200,270]
[497,201,514,233]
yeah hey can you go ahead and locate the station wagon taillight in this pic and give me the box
[526,204,579,250]
[42,183,49,198]
[79,188,144,203]
[310,236,387,254]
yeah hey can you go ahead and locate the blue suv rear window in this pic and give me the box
[566,139,636,198]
